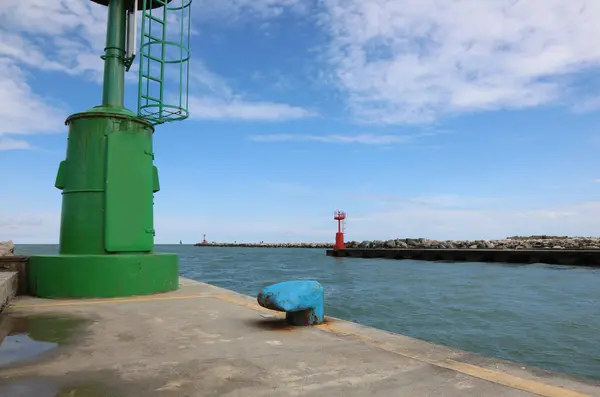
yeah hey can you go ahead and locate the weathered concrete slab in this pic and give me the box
[327,248,600,267]
[0,257,28,295]
[1,278,599,396]
[0,272,17,314]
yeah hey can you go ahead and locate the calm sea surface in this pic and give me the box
[15,244,600,382]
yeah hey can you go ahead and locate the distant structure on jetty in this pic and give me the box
[195,209,348,248]
[193,242,333,248]
[333,209,346,250]
[193,235,600,266]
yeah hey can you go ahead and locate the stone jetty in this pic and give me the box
[0,240,28,295]
[0,241,18,313]
[195,236,600,250]
[0,240,14,256]
[194,241,333,248]
[344,236,600,250]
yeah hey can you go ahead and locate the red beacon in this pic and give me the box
[202,234,207,245]
[333,209,346,250]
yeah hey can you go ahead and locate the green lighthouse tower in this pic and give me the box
[28,0,192,298]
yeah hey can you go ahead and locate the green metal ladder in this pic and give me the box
[137,0,191,125]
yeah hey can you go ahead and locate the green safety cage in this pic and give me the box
[137,0,192,124]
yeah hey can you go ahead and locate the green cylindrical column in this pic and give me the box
[102,0,126,107]
[57,112,155,255]
[57,115,107,255]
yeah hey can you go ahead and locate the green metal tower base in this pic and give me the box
[28,253,178,298]
[28,107,179,298]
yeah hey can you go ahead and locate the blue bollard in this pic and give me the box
[257,280,324,326]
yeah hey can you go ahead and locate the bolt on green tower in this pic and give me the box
[28,0,192,298]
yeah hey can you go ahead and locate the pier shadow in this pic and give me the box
[244,318,297,332]
[245,316,339,333]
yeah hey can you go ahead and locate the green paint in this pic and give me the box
[29,110,179,298]
[28,254,178,298]
[105,126,155,252]
[53,112,157,256]
[27,0,186,298]
[101,0,127,107]
[57,114,115,255]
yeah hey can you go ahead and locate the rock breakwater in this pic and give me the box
[344,237,600,250]
[194,242,333,248]
[194,237,600,250]
[0,241,14,256]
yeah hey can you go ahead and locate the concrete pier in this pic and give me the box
[1,278,599,396]
[326,248,600,267]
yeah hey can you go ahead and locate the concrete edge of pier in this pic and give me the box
[326,248,600,267]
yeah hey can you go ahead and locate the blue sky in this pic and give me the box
[2,0,600,244]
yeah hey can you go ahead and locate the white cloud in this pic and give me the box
[0,0,107,79]
[194,0,308,22]
[190,62,236,99]
[0,210,333,244]
[179,1,316,121]
[573,97,600,114]
[322,0,600,124]
[0,212,60,243]
[186,49,315,122]
[0,0,314,147]
[249,133,408,144]
[0,60,65,144]
[348,194,503,209]
[0,137,31,151]
[189,97,315,121]
[347,201,600,241]
[0,0,108,148]
[186,55,315,122]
